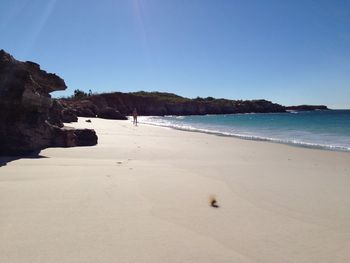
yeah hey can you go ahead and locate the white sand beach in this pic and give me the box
[1,117,350,263]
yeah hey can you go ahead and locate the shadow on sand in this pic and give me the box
[0,150,48,167]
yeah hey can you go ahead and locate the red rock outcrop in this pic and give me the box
[0,50,97,155]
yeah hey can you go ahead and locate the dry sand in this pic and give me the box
[1,117,350,263]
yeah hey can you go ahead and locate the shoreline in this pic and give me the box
[138,117,350,153]
[1,117,350,262]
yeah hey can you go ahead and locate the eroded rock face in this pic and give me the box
[0,49,97,155]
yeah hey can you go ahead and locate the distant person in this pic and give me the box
[132,108,138,125]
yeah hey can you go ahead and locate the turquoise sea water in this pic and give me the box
[139,110,350,152]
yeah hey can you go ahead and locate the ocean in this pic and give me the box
[139,110,350,152]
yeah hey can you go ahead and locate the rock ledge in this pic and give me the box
[0,50,97,155]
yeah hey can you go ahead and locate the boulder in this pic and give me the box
[74,129,98,146]
[98,107,128,120]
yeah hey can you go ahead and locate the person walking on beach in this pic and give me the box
[132,108,138,126]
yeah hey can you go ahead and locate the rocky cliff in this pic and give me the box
[0,50,97,155]
[61,91,287,117]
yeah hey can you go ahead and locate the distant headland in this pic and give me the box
[59,90,329,120]
[285,105,329,111]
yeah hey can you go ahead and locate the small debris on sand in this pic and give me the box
[209,195,219,208]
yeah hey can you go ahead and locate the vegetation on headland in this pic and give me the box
[130,91,190,103]
[63,89,93,100]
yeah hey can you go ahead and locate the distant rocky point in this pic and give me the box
[285,105,329,111]
[0,49,97,155]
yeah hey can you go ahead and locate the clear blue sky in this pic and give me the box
[1,0,349,108]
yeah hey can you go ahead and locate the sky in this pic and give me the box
[0,0,349,108]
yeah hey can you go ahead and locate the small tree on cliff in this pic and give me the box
[73,89,88,100]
